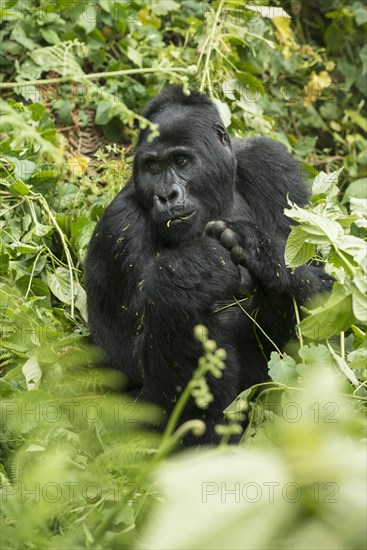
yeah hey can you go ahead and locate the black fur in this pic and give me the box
[85,87,331,445]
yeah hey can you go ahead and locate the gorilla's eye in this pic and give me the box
[175,156,188,168]
[147,162,160,174]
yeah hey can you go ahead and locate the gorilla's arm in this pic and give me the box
[206,136,333,303]
[85,186,154,385]
[206,219,332,302]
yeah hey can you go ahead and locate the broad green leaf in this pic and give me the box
[296,344,334,379]
[77,5,97,33]
[348,348,367,370]
[47,267,72,304]
[268,352,298,385]
[142,449,293,550]
[273,16,293,42]
[9,179,30,196]
[327,343,359,387]
[22,356,42,391]
[12,243,42,255]
[312,168,343,196]
[95,100,113,125]
[33,222,53,237]
[342,178,367,204]
[127,46,142,67]
[284,202,343,244]
[28,166,59,187]
[0,247,9,275]
[285,226,316,268]
[350,198,367,228]
[153,0,180,16]
[352,290,367,324]
[338,235,367,267]
[299,285,354,339]
[74,282,87,322]
[137,8,161,28]
[345,110,367,132]
[40,28,60,44]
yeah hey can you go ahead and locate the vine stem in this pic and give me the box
[340,331,345,360]
[0,66,197,89]
[159,383,194,449]
[200,0,225,93]
[234,297,283,355]
[28,192,76,318]
[25,247,45,300]
[333,245,356,274]
[292,295,305,363]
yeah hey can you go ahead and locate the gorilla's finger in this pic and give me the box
[220,228,236,249]
[231,244,246,266]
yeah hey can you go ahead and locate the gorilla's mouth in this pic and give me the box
[166,210,196,227]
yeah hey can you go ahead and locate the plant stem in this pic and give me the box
[28,192,76,318]
[200,0,225,92]
[159,383,193,448]
[292,295,305,362]
[340,331,345,359]
[0,66,197,89]
[235,297,283,355]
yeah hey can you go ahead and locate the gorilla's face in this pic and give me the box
[134,105,236,244]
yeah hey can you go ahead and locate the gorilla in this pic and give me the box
[85,86,331,444]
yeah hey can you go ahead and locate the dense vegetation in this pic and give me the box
[0,1,366,548]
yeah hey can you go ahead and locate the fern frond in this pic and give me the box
[30,40,88,78]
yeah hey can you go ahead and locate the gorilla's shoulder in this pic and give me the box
[231,135,309,206]
[231,135,294,162]
[98,179,142,230]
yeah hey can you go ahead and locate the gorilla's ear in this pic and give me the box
[214,122,229,146]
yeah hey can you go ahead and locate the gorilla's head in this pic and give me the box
[133,87,237,244]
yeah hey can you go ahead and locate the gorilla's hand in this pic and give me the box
[205,220,247,266]
[205,221,255,291]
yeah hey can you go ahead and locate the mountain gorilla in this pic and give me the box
[85,86,331,444]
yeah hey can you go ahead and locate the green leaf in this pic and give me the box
[33,222,53,237]
[284,202,343,244]
[126,46,142,67]
[0,247,9,275]
[47,267,72,304]
[153,0,180,15]
[285,226,316,268]
[74,282,87,321]
[22,356,42,391]
[296,344,334,379]
[348,348,367,370]
[327,344,359,387]
[77,5,97,33]
[9,179,30,196]
[268,352,298,385]
[352,290,367,324]
[338,235,367,267]
[300,285,354,339]
[345,110,367,132]
[293,136,317,157]
[350,2,367,25]
[40,28,60,44]
[95,101,113,125]
[342,178,367,203]
[312,168,343,196]
[12,243,42,255]
[28,167,59,187]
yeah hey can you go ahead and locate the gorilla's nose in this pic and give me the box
[153,184,183,211]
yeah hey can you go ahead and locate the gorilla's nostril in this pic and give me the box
[153,194,167,205]
[168,189,179,202]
